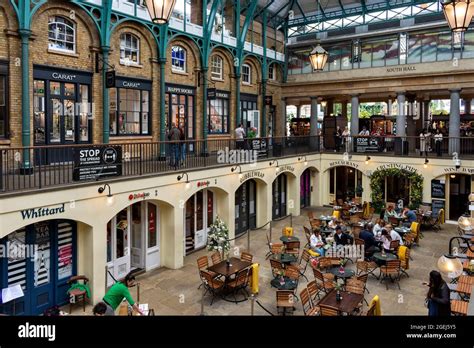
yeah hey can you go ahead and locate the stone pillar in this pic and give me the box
[449,89,461,155]
[351,95,359,136]
[296,104,301,119]
[310,97,319,150]
[464,98,472,114]
[387,98,392,116]
[396,92,406,136]
[341,101,348,119]
[406,97,417,153]
[423,100,430,129]
[281,98,287,137]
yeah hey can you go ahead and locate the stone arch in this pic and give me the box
[167,35,201,68]
[182,184,229,203]
[104,196,174,224]
[242,55,262,83]
[208,46,234,80]
[109,18,158,50]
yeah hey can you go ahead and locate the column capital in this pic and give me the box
[449,88,462,93]
[351,93,360,98]
[396,91,406,96]
[310,96,319,101]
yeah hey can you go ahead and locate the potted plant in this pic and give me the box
[207,216,230,259]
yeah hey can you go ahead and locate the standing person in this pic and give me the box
[419,129,429,157]
[102,273,143,316]
[179,125,186,166]
[235,123,246,150]
[342,126,350,153]
[334,126,342,152]
[434,129,443,157]
[359,126,370,136]
[168,122,181,168]
[424,270,451,316]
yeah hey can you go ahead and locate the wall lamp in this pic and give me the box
[365,156,371,165]
[298,156,308,166]
[438,236,474,278]
[343,152,352,161]
[269,160,279,173]
[424,158,429,169]
[98,183,114,206]
[231,165,243,179]
[177,173,191,190]
[453,152,461,169]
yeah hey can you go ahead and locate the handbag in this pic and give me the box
[427,298,438,316]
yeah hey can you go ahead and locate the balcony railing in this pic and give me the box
[0,136,473,195]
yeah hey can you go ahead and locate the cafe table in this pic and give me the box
[207,257,252,302]
[372,252,398,263]
[319,215,333,228]
[318,289,364,315]
[394,226,411,235]
[270,276,298,291]
[328,267,355,282]
[279,235,300,244]
[274,253,298,265]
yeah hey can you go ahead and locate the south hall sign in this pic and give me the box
[21,203,65,220]
[240,171,264,183]
[376,163,418,173]
[386,66,416,73]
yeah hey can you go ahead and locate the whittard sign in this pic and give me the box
[21,203,65,220]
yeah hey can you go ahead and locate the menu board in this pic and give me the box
[431,199,445,217]
[431,180,445,199]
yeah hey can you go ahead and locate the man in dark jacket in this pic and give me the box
[168,122,181,168]
[359,224,379,258]
[334,226,351,246]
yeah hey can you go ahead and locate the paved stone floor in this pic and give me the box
[70,207,458,316]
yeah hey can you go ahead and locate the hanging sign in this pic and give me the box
[73,146,122,181]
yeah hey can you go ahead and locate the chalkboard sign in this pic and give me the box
[431,199,445,217]
[431,180,445,199]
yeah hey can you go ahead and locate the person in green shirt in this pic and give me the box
[102,273,143,315]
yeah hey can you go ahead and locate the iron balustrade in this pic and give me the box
[0,135,473,195]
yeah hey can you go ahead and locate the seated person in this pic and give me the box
[336,220,348,233]
[373,219,385,237]
[386,224,404,246]
[102,272,143,316]
[384,205,397,222]
[334,226,351,246]
[310,229,325,256]
[359,223,379,257]
[401,206,417,227]
[380,229,392,253]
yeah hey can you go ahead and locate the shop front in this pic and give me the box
[432,173,472,220]
[235,180,257,236]
[328,165,363,204]
[185,189,215,254]
[0,220,76,315]
[300,168,312,209]
[33,65,92,162]
[241,93,258,132]
[207,89,230,134]
[272,173,287,219]
[109,76,152,136]
[106,201,160,286]
[166,84,195,152]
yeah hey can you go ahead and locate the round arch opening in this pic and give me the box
[235,179,257,236]
[328,166,363,206]
[272,173,288,220]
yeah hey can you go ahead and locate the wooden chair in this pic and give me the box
[410,222,421,245]
[319,304,340,316]
[67,275,89,313]
[388,216,400,226]
[270,259,284,279]
[356,260,378,279]
[317,257,332,271]
[266,234,284,260]
[285,241,300,256]
[197,256,218,289]
[389,240,400,254]
[431,209,445,231]
[226,268,250,303]
[357,273,370,294]
[303,226,312,249]
[313,268,335,294]
[352,225,362,239]
[240,251,253,263]
[366,300,377,316]
[297,249,311,281]
[201,271,225,305]
[285,265,300,283]
[300,288,319,316]
[307,280,323,301]
[211,252,222,265]
[276,290,296,316]
[451,300,468,316]
[403,233,415,249]
[380,259,401,290]
[350,215,361,225]
[346,278,367,307]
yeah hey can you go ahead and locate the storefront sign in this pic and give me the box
[52,72,76,81]
[207,89,230,100]
[20,203,65,220]
[443,167,474,174]
[356,137,380,153]
[279,165,295,173]
[329,161,359,169]
[197,181,210,188]
[73,146,122,181]
[386,65,416,73]
[240,171,264,183]
[165,84,195,95]
[376,163,417,173]
[33,65,92,84]
[115,76,152,90]
[128,192,151,201]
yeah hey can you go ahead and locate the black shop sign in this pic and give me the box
[251,139,268,158]
[73,146,122,181]
[356,137,380,153]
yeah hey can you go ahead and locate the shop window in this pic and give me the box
[0,72,7,138]
[148,203,157,248]
[242,64,251,84]
[110,88,150,135]
[120,33,140,65]
[268,64,275,80]
[171,46,186,72]
[208,97,229,134]
[48,16,76,53]
[211,55,223,80]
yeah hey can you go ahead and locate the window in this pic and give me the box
[48,16,75,52]
[171,46,186,72]
[208,97,229,134]
[211,55,223,80]
[110,87,150,135]
[0,71,7,138]
[268,64,275,80]
[242,64,251,84]
[120,33,140,64]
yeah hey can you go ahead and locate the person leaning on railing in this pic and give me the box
[434,129,443,157]
[102,272,143,316]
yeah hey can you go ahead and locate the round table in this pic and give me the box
[320,227,334,236]
[372,252,397,263]
[394,227,410,235]
[270,276,298,290]
[328,267,355,281]
[279,235,300,243]
[276,253,298,264]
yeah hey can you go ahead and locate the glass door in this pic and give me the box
[235,180,256,236]
[114,208,131,281]
[31,222,53,314]
[301,169,311,208]
[169,93,194,152]
[131,202,145,270]
[185,196,195,254]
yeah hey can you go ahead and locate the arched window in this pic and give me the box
[242,63,251,84]
[171,46,186,72]
[120,33,140,64]
[48,16,76,52]
[211,55,223,80]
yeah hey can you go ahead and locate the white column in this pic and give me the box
[396,92,406,136]
[449,89,461,155]
[351,95,360,136]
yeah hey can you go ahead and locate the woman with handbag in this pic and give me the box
[424,270,451,316]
